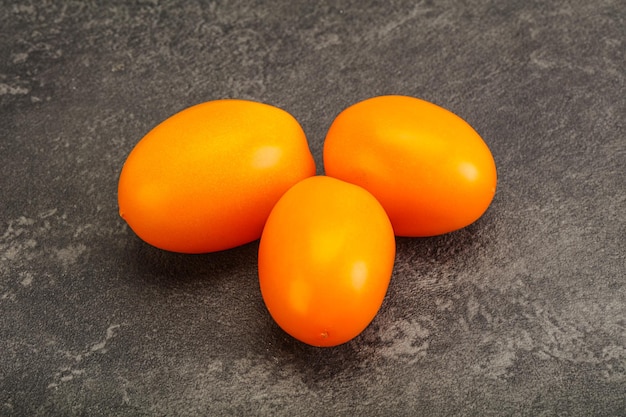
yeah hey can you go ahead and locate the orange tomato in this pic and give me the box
[258,176,396,347]
[118,99,316,253]
[323,95,497,237]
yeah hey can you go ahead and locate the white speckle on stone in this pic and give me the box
[90,341,107,352]
[12,52,28,64]
[379,319,431,363]
[55,243,87,267]
[90,324,121,353]
[106,324,120,339]
[0,83,30,96]
[467,295,480,320]
[39,208,58,219]
[3,246,20,260]
[20,273,33,287]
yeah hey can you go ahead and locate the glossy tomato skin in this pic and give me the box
[118,99,316,253]
[258,176,396,347]
[323,95,497,237]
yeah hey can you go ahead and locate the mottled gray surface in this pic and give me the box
[1,0,625,415]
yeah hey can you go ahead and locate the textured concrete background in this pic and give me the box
[1,1,625,415]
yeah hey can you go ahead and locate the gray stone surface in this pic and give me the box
[1,0,625,415]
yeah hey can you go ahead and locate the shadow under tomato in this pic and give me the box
[121,232,261,289]
[263,322,382,383]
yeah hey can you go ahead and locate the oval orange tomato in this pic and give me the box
[258,176,396,347]
[323,95,497,237]
[118,99,316,253]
